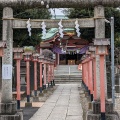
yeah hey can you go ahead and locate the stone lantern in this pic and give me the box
[0,41,6,57]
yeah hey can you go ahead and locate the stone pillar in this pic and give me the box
[86,6,120,120]
[94,5,107,100]
[0,7,21,120]
[2,7,13,103]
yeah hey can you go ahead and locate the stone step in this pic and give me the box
[54,65,82,83]
[54,76,82,78]
[55,80,82,84]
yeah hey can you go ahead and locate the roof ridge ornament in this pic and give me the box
[41,21,47,39]
[26,18,32,37]
[58,19,64,38]
[75,19,81,37]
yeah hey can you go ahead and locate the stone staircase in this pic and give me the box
[54,65,82,84]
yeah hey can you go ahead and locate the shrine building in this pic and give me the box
[40,28,89,65]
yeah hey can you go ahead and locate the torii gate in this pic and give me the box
[0,1,120,119]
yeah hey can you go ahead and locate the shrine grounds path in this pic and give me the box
[29,84,83,120]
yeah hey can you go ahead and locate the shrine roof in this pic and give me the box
[41,28,75,41]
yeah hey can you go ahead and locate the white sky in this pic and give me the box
[51,8,64,15]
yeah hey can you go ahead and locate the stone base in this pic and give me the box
[85,92,89,97]
[88,102,92,109]
[17,109,23,120]
[25,102,32,107]
[33,96,39,102]
[0,102,17,115]
[0,102,23,120]
[86,111,119,120]
[43,89,48,93]
[92,101,113,114]
[39,93,44,97]
[0,114,21,120]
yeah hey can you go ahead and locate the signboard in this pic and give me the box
[2,64,12,79]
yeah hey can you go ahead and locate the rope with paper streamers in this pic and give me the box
[26,18,32,36]
[41,21,46,39]
[75,19,81,37]
[58,19,64,38]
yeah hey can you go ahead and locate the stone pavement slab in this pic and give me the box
[29,84,83,120]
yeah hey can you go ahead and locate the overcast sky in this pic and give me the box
[51,8,64,15]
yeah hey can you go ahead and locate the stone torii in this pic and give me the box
[0,0,120,8]
[0,1,118,119]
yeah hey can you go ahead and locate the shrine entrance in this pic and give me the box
[1,1,120,119]
[60,54,82,65]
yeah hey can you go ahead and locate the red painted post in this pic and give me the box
[32,53,39,96]
[23,52,32,103]
[100,55,105,114]
[50,62,53,87]
[43,61,47,89]
[26,61,30,102]
[88,45,96,101]
[13,48,23,109]
[52,60,55,86]
[34,61,37,95]
[87,59,90,95]
[93,57,97,100]
[16,60,21,104]
[81,60,85,87]
[38,55,44,93]
[40,62,42,93]
[47,63,50,88]
[85,60,88,89]
[89,58,93,101]
[82,63,84,84]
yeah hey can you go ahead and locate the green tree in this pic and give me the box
[64,8,120,47]
[0,8,51,47]
[13,8,51,47]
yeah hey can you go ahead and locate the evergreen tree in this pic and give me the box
[64,8,120,46]
[0,8,51,47]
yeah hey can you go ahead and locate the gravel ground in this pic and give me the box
[79,84,120,120]
[79,85,90,120]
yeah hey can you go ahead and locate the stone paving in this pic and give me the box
[29,84,83,120]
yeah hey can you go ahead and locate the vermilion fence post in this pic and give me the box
[100,55,105,116]
[23,52,32,103]
[32,53,39,96]
[93,57,97,100]
[89,58,93,101]
[13,48,23,109]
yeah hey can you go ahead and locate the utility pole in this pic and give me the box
[111,17,115,106]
